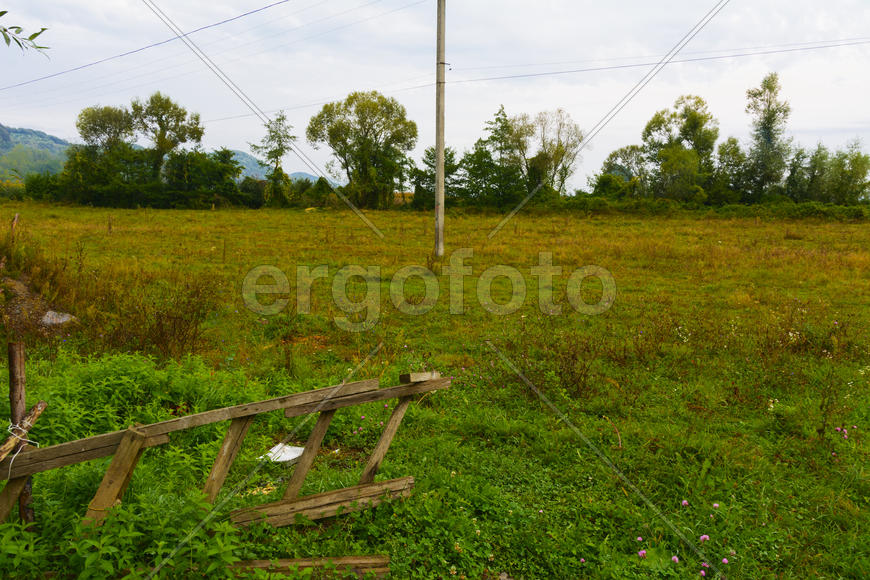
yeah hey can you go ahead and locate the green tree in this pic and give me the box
[709,137,749,205]
[599,144,649,197]
[745,73,791,202]
[131,92,204,178]
[250,110,297,205]
[411,146,460,210]
[826,140,870,205]
[0,11,46,51]
[76,106,134,150]
[642,95,719,199]
[307,91,417,209]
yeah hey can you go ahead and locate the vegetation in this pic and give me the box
[0,202,867,577]
[0,10,46,51]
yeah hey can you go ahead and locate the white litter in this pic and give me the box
[40,311,76,326]
[260,444,305,463]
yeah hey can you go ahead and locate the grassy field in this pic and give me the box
[0,200,868,578]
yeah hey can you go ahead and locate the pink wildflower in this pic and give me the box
[672,556,679,563]
[638,550,647,558]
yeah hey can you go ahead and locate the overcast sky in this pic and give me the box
[2,0,869,188]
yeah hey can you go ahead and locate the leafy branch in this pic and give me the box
[0,11,48,52]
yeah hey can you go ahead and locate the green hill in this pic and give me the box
[0,122,70,180]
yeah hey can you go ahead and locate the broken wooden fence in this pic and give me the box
[0,372,448,528]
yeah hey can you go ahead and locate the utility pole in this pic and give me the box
[434,0,446,257]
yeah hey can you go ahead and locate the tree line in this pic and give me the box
[18,72,870,210]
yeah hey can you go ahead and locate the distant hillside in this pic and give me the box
[0,124,338,185]
[0,122,71,156]
[0,122,70,180]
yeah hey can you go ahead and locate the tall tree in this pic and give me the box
[641,95,719,199]
[745,73,791,202]
[131,92,204,178]
[250,111,297,205]
[411,146,460,210]
[76,106,134,150]
[307,91,417,209]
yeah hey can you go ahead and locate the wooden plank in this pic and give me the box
[0,433,168,481]
[399,371,440,383]
[231,555,389,577]
[282,410,335,501]
[0,477,28,522]
[0,377,379,480]
[203,416,254,503]
[358,396,412,485]
[0,401,47,464]
[83,428,146,526]
[232,476,414,528]
[285,378,450,418]
[143,379,378,437]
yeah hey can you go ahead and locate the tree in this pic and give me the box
[411,146,460,210]
[307,91,417,209]
[599,145,649,197]
[745,73,791,202]
[0,11,47,51]
[826,140,870,205]
[250,111,297,206]
[642,95,719,199]
[76,106,134,150]
[709,137,748,205]
[131,92,204,178]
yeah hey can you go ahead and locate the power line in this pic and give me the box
[197,36,869,126]
[0,0,296,92]
[452,38,870,85]
[0,0,426,114]
[452,36,870,72]
[140,0,384,239]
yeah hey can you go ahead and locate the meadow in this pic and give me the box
[0,200,868,578]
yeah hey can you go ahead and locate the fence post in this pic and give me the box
[8,342,35,524]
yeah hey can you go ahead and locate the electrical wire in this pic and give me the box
[140,0,384,238]
[0,0,296,92]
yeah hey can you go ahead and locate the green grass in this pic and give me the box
[0,200,868,578]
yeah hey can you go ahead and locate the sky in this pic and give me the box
[2,0,869,189]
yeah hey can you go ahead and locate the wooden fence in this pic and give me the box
[0,370,450,576]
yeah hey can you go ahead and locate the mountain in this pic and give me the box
[0,123,71,180]
[229,150,266,180]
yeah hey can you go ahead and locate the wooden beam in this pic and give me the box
[203,416,254,503]
[0,432,168,481]
[231,555,389,578]
[0,477,28,522]
[0,401,47,464]
[399,371,441,383]
[285,378,450,418]
[359,396,412,485]
[83,428,147,526]
[0,378,379,481]
[282,410,335,501]
[232,476,414,528]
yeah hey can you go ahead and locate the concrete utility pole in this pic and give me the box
[434,0,446,257]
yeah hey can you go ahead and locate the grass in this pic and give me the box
[0,199,868,578]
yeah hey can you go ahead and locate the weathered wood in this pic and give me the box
[0,400,46,464]
[203,416,254,503]
[0,432,169,481]
[282,410,335,501]
[232,476,414,528]
[359,396,412,485]
[0,477,28,522]
[284,378,450,418]
[0,377,379,480]
[398,371,441,383]
[231,555,389,577]
[7,341,34,523]
[83,428,147,526]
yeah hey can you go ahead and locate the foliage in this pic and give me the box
[76,105,135,150]
[249,111,297,206]
[131,92,205,178]
[307,91,418,209]
[0,11,47,51]
[410,146,460,210]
